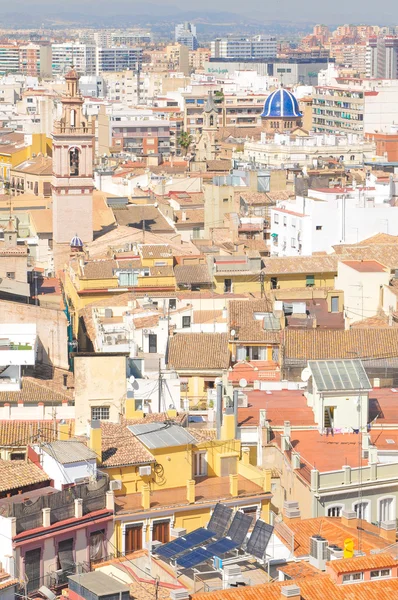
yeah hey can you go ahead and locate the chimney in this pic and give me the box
[380,520,396,543]
[62,374,68,389]
[181,210,187,221]
[341,509,357,529]
[281,585,301,599]
[89,420,102,463]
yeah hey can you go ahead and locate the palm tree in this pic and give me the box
[178,130,193,153]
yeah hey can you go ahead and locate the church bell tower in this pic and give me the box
[52,68,94,244]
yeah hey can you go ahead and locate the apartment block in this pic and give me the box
[211,36,277,60]
[0,45,20,74]
[95,46,143,75]
[52,43,96,75]
[19,43,52,77]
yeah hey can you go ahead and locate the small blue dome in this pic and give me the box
[261,88,302,119]
[70,234,83,248]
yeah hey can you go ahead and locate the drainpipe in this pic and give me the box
[216,381,223,439]
[233,389,239,439]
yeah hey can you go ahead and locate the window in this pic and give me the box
[370,569,391,579]
[192,227,201,239]
[350,154,355,161]
[118,271,138,287]
[272,346,279,362]
[69,148,79,176]
[331,296,339,313]
[316,225,322,231]
[274,214,279,224]
[91,406,110,420]
[194,451,207,477]
[11,452,25,460]
[354,501,370,522]
[379,497,395,522]
[57,538,75,580]
[291,238,296,248]
[270,277,278,290]
[152,520,170,544]
[25,548,41,593]
[125,524,143,553]
[182,316,191,328]
[223,197,229,203]
[342,572,363,583]
[89,530,105,563]
[148,334,157,353]
[306,275,315,287]
[327,505,343,517]
[6,272,15,279]
[169,299,177,310]
[224,278,232,293]
[283,216,287,227]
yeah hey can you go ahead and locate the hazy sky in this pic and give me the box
[2,0,397,24]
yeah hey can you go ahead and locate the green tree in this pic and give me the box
[214,90,224,104]
[178,130,193,152]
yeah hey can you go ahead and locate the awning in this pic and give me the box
[271,233,278,238]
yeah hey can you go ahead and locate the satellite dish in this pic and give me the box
[301,367,311,382]
[38,587,56,600]
[129,375,135,383]
[239,378,248,388]
[230,329,236,337]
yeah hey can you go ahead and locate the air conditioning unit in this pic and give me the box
[109,479,122,491]
[170,590,189,600]
[139,465,152,476]
[170,527,186,538]
[309,535,328,571]
[326,544,343,560]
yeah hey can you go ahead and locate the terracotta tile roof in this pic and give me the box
[332,244,398,269]
[13,155,52,175]
[101,421,154,468]
[206,159,232,172]
[167,333,230,370]
[235,191,274,206]
[193,310,224,324]
[0,378,73,404]
[83,260,117,279]
[228,299,281,342]
[149,265,174,277]
[357,233,398,245]
[0,579,18,591]
[175,264,212,285]
[188,428,217,442]
[133,314,160,329]
[285,517,388,557]
[266,190,295,202]
[341,260,387,272]
[0,420,74,446]
[28,209,53,234]
[139,244,173,259]
[327,553,397,574]
[0,245,28,256]
[263,255,338,275]
[192,573,398,599]
[284,329,398,361]
[174,209,205,226]
[0,459,49,492]
[351,315,398,328]
[113,205,175,233]
[277,561,319,579]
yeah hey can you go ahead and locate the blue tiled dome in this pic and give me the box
[261,88,302,119]
[70,234,83,248]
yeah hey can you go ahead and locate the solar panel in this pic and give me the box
[156,538,191,559]
[206,538,238,556]
[207,503,233,538]
[308,359,371,391]
[176,548,212,569]
[156,528,214,559]
[246,520,274,559]
[227,511,253,545]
